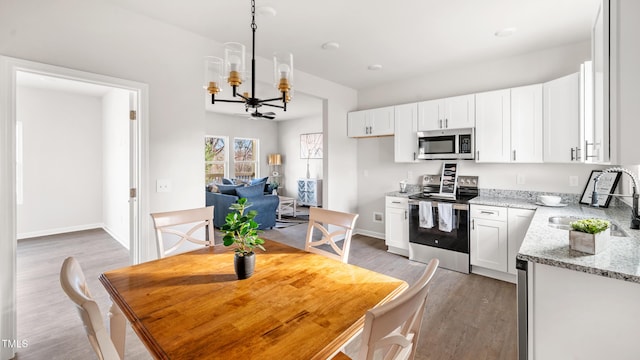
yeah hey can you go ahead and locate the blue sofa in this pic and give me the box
[206,181,279,230]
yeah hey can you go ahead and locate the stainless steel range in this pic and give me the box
[408,174,478,273]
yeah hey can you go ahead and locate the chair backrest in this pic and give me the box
[150,206,214,258]
[357,258,439,360]
[305,207,359,263]
[60,257,122,360]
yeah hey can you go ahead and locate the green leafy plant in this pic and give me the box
[570,218,610,234]
[221,198,266,255]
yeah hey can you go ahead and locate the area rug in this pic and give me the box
[275,214,309,228]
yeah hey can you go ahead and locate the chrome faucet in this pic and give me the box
[591,167,640,230]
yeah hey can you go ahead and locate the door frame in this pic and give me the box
[0,56,149,360]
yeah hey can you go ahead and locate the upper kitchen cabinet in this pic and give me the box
[394,103,419,163]
[589,0,610,164]
[417,94,475,131]
[475,89,511,162]
[347,106,395,138]
[543,72,582,163]
[511,84,543,163]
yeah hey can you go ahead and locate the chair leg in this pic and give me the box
[108,301,126,359]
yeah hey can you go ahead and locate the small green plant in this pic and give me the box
[570,218,610,234]
[221,198,266,255]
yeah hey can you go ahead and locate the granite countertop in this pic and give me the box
[471,196,640,283]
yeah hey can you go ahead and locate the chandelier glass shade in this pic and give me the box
[204,0,293,119]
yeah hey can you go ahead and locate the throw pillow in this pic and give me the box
[217,184,244,195]
[222,178,234,185]
[206,183,219,193]
[250,177,269,186]
[236,183,265,199]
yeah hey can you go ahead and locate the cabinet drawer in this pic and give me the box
[471,205,507,221]
[386,196,408,208]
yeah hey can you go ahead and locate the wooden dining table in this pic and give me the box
[99,239,408,360]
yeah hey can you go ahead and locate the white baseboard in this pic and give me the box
[355,228,385,240]
[102,225,129,250]
[17,223,104,240]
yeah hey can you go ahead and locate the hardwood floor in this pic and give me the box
[16,225,516,359]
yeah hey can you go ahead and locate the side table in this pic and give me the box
[277,196,297,220]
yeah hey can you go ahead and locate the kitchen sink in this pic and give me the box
[548,216,628,237]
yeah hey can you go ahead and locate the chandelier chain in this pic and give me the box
[251,0,257,30]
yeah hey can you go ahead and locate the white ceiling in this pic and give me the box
[19,0,600,122]
[104,0,599,91]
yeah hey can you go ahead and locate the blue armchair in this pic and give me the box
[206,183,279,230]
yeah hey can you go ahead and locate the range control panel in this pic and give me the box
[421,175,478,189]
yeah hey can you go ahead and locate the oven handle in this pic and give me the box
[409,200,469,211]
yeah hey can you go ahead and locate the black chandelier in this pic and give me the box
[204,0,293,120]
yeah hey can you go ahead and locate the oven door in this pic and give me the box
[408,201,470,273]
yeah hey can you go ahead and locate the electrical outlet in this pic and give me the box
[569,176,579,187]
[373,212,383,223]
[516,174,526,185]
[156,179,172,193]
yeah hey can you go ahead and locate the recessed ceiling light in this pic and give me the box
[367,64,383,71]
[321,42,340,50]
[495,27,517,38]
[256,6,277,17]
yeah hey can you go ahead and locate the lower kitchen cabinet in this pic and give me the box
[385,196,409,256]
[470,205,508,273]
[470,205,534,283]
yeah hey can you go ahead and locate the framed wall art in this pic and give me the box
[300,133,323,159]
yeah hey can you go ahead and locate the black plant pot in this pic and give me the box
[234,252,255,279]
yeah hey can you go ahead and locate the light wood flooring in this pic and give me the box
[16,223,516,359]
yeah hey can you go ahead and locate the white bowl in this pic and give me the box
[539,195,561,206]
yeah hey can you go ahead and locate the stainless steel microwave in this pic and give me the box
[417,128,474,160]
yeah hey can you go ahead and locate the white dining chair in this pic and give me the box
[150,206,215,259]
[60,257,125,360]
[332,258,439,360]
[305,207,359,263]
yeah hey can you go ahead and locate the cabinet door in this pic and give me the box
[444,94,475,129]
[417,99,441,131]
[385,206,408,250]
[591,0,610,163]
[347,111,368,137]
[369,106,395,136]
[475,89,511,163]
[511,84,543,163]
[507,208,534,275]
[543,72,581,163]
[394,103,418,162]
[471,217,508,272]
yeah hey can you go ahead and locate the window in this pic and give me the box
[234,138,259,182]
[205,136,228,184]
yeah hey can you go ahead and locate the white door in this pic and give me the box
[471,218,508,272]
[511,84,543,163]
[507,208,534,274]
[417,99,441,131]
[347,110,368,137]
[444,94,475,129]
[394,103,418,162]
[369,106,395,136]
[475,89,511,162]
[543,72,580,163]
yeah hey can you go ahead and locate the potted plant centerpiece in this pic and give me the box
[569,218,611,254]
[221,198,266,279]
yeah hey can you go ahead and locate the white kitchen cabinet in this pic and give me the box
[470,205,508,273]
[475,89,511,162]
[385,196,409,256]
[297,178,322,207]
[417,94,475,131]
[393,103,419,163]
[589,0,610,163]
[511,84,543,163]
[347,106,394,137]
[543,72,582,163]
[507,208,534,275]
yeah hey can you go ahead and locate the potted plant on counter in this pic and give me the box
[221,198,266,279]
[569,218,611,255]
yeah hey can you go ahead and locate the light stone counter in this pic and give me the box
[470,195,640,283]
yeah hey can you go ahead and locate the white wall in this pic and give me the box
[278,116,323,198]
[354,41,611,237]
[102,88,130,248]
[16,86,103,237]
[204,112,279,180]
